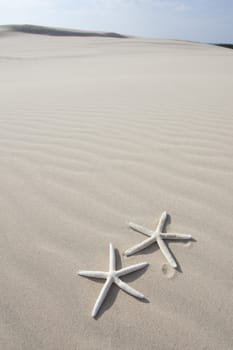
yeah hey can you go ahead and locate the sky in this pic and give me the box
[0,0,232,43]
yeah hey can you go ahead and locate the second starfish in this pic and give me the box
[124,211,192,268]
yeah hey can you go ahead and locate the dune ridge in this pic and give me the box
[0,24,127,38]
[0,31,233,350]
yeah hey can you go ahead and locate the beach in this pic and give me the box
[0,27,233,349]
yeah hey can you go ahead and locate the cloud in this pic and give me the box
[141,0,192,10]
[0,0,53,9]
[0,0,191,12]
[175,3,192,12]
[88,0,192,12]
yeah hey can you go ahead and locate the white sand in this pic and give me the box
[0,27,233,350]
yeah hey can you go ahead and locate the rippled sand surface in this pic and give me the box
[0,29,233,350]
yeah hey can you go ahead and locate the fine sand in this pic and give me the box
[0,26,233,350]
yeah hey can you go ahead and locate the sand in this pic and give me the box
[0,26,233,350]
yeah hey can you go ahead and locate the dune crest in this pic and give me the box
[0,24,127,38]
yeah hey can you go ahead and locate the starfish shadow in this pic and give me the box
[94,249,122,319]
[128,242,159,256]
[95,284,119,319]
[165,214,197,272]
[121,265,150,305]
[161,214,183,272]
[163,241,183,273]
[165,213,171,228]
[127,238,183,273]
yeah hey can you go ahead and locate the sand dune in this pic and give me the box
[0,24,127,38]
[0,28,233,350]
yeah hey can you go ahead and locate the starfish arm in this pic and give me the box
[109,243,116,271]
[115,278,145,299]
[78,271,108,279]
[161,233,192,240]
[157,236,177,268]
[91,277,113,318]
[156,211,168,233]
[129,223,152,237]
[124,236,156,256]
[116,262,148,277]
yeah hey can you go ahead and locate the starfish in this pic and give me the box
[124,211,192,268]
[78,243,148,318]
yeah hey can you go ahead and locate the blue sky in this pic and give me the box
[0,0,232,43]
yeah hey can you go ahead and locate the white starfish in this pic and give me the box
[124,211,192,268]
[78,243,148,318]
